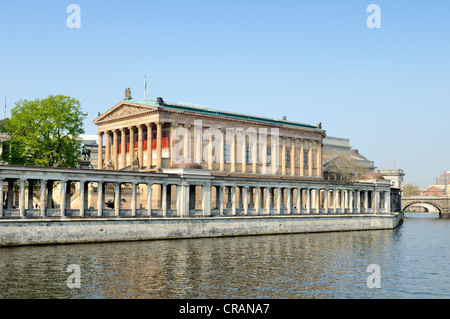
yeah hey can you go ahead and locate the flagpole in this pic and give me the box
[144,68,147,100]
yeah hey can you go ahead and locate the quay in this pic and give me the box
[0,94,403,246]
[0,165,402,247]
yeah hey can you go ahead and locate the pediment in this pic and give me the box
[94,102,156,123]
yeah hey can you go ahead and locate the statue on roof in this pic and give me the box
[124,88,132,100]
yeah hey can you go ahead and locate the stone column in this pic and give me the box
[241,135,247,173]
[161,183,167,217]
[287,188,292,215]
[40,180,47,217]
[131,182,137,217]
[219,129,225,172]
[219,185,224,216]
[364,191,369,212]
[276,187,282,214]
[317,142,323,177]
[316,189,320,213]
[179,184,189,217]
[230,135,236,173]
[97,182,104,217]
[231,186,236,215]
[113,129,119,170]
[374,190,379,214]
[243,186,248,215]
[147,124,153,169]
[299,139,304,177]
[147,183,153,216]
[291,141,296,176]
[129,126,135,164]
[281,138,286,175]
[308,141,313,177]
[252,132,257,174]
[156,122,163,170]
[385,191,391,213]
[356,190,361,213]
[349,190,354,214]
[138,125,144,168]
[305,188,311,214]
[324,189,329,214]
[114,182,121,217]
[208,134,213,170]
[120,128,126,169]
[105,131,111,166]
[255,187,260,213]
[98,132,104,169]
[79,181,85,217]
[59,179,66,217]
[19,179,25,217]
[296,188,302,214]
[202,183,212,217]
[265,188,271,214]
[7,180,13,209]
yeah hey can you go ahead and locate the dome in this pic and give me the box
[361,172,385,180]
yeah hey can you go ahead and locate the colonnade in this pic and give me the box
[0,166,393,219]
[98,121,164,171]
[97,122,323,177]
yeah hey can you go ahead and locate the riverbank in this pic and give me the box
[0,213,403,247]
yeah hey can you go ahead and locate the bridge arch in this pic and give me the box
[402,201,442,218]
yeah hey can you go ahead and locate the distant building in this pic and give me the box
[375,169,404,191]
[421,186,445,196]
[322,136,375,182]
[435,171,450,185]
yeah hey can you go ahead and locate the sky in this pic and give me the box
[1,0,449,188]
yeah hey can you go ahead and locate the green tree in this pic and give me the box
[403,184,421,196]
[0,95,87,167]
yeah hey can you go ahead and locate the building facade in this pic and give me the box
[94,95,326,179]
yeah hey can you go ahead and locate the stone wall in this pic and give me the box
[0,213,403,247]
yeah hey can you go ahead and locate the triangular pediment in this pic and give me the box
[94,101,157,123]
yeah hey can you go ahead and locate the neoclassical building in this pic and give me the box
[94,93,326,179]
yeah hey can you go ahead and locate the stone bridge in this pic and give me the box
[402,196,450,218]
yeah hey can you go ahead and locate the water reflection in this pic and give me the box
[0,215,448,299]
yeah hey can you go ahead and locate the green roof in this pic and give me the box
[129,99,320,130]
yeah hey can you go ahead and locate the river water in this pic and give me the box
[0,213,448,299]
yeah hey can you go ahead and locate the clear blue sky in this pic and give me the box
[1,0,449,187]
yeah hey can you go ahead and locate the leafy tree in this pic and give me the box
[0,95,87,167]
[403,184,421,196]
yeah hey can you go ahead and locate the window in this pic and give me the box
[267,148,272,165]
[246,146,252,164]
[303,151,308,168]
[286,149,291,167]
[224,144,230,163]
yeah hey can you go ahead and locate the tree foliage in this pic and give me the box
[0,95,87,167]
[403,184,421,196]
